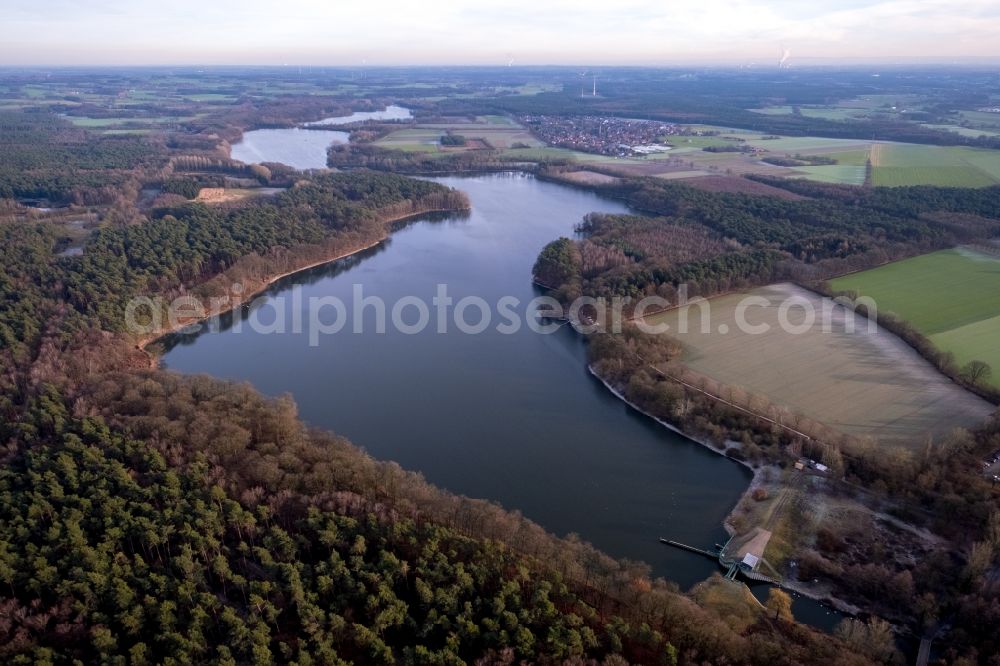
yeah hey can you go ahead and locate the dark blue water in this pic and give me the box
[162,173,841,628]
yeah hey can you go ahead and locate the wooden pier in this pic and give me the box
[658,538,718,558]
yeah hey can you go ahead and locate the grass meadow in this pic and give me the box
[830,248,1000,386]
[870,143,1000,187]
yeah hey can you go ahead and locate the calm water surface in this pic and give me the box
[162,173,842,627]
[230,128,348,170]
[305,104,412,125]
[232,106,412,169]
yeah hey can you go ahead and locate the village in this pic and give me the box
[520,114,693,156]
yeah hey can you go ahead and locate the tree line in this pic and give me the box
[535,173,1000,310]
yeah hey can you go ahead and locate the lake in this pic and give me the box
[304,104,412,126]
[230,128,348,170]
[161,173,843,628]
[232,106,412,169]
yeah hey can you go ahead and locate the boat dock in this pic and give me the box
[658,538,718,558]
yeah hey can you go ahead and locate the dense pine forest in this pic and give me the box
[3,62,1000,661]
[0,373,888,664]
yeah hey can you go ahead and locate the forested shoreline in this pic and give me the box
[136,198,471,352]
[0,119,882,664]
[0,171,469,384]
[532,172,1000,662]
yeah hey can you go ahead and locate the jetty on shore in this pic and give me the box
[660,527,782,585]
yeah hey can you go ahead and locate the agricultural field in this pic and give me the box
[654,169,713,180]
[957,110,1000,130]
[790,164,867,185]
[830,248,1000,387]
[366,113,1000,189]
[921,124,1000,139]
[745,135,869,152]
[749,105,871,121]
[869,142,1000,187]
[665,133,752,151]
[472,115,513,126]
[370,123,659,168]
[374,116,545,152]
[495,83,562,95]
[618,125,875,183]
[372,128,443,152]
[500,146,625,163]
[643,283,995,446]
[747,95,923,121]
[838,94,923,110]
[670,126,1000,187]
[819,149,870,166]
[63,115,196,128]
[558,170,621,185]
[181,93,237,102]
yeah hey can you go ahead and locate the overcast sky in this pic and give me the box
[4,0,999,66]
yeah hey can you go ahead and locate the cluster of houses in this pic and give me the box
[521,114,687,157]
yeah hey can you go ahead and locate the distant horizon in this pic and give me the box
[3,57,1000,70]
[5,0,1000,68]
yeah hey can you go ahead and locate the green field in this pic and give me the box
[822,149,869,166]
[375,117,544,152]
[477,115,517,126]
[791,164,867,185]
[101,129,154,135]
[746,135,869,152]
[682,121,1000,188]
[644,283,994,446]
[64,115,192,128]
[749,105,869,121]
[830,248,1000,386]
[373,128,442,150]
[660,125,1000,187]
[874,166,996,187]
[182,93,236,102]
[870,143,1000,187]
[667,135,751,151]
[748,106,796,115]
[500,146,603,161]
[958,111,1000,130]
[921,124,1000,139]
